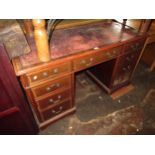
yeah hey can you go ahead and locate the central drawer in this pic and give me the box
[73,46,122,72]
[31,75,71,98]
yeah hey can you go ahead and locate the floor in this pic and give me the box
[40,61,155,135]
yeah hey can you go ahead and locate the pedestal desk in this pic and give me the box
[12,21,146,129]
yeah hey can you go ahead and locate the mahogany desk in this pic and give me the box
[12,21,146,129]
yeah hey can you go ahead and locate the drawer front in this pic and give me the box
[73,46,122,71]
[121,51,140,69]
[73,54,98,71]
[112,68,131,87]
[102,46,122,60]
[41,100,72,121]
[112,52,140,87]
[124,39,145,54]
[27,62,71,85]
[35,89,71,110]
[31,75,71,98]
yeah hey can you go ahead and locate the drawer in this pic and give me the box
[112,62,132,87]
[41,99,72,121]
[35,89,71,110]
[120,51,140,70]
[31,75,71,98]
[112,52,140,87]
[73,54,98,71]
[103,46,122,60]
[124,39,145,54]
[26,62,71,85]
[73,46,122,71]
[112,71,131,87]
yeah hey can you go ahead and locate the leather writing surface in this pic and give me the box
[19,22,137,67]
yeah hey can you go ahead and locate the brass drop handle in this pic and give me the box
[49,98,54,103]
[49,95,62,104]
[51,83,60,88]
[106,52,112,57]
[46,86,51,91]
[43,72,48,77]
[81,59,86,64]
[32,75,38,80]
[112,50,117,54]
[81,58,93,66]
[53,68,59,74]
[55,95,62,103]
[86,57,94,66]
[89,57,94,61]
[46,83,60,91]
[52,106,63,114]
[57,95,62,99]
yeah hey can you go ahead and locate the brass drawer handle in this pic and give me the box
[51,83,60,88]
[32,75,38,80]
[46,86,51,91]
[57,95,62,99]
[53,68,59,74]
[49,98,54,103]
[81,59,93,66]
[46,83,60,91]
[86,62,92,66]
[89,57,94,62]
[52,106,63,114]
[56,83,60,87]
[85,58,94,66]
[106,52,112,57]
[42,72,48,77]
[81,59,86,64]
[112,50,117,54]
[48,95,62,104]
